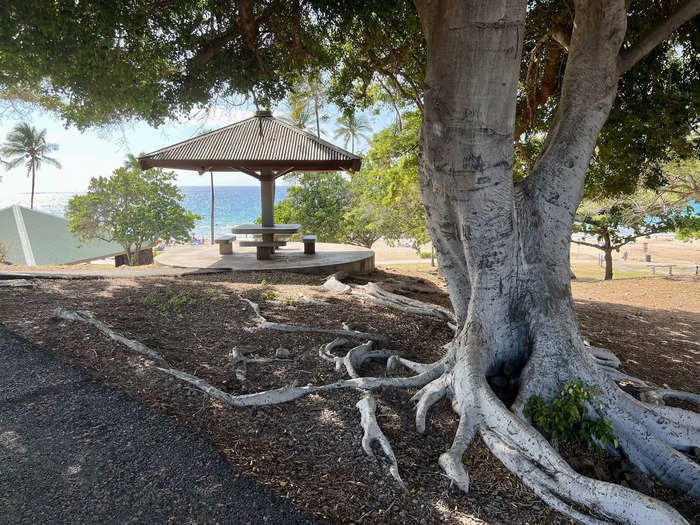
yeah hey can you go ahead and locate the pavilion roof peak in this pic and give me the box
[138,113,362,175]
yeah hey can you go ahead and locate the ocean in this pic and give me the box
[0,185,289,240]
[2,187,697,241]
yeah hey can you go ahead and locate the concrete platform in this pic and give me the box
[155,242,375,274]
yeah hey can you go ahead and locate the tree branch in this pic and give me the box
[571,239,603,250]
[618,0,700,75]
[524,1,627,217]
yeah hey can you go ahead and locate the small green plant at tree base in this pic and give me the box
[168,290,196,310]
[523,381,618,452]
[0,241,7,263]
[142,289,197,312]
[261,290,279,300]
[142,294,158,309]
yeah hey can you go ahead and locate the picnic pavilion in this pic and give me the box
[138,110,374,273]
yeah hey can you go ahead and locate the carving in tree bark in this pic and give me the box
[411,0,699,522]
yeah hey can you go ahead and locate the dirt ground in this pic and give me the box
[0,269,698,524]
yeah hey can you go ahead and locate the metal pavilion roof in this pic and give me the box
[138,111,362,176]
[0,205,126,265]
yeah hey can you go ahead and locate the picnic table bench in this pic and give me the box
[303,234,317,255]
[214,234,236,255]
[649,264,675,276]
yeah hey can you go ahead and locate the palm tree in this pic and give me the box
[303,73,326,138]
[280,91,314,131]
[334,113,371,154]
[2,122,61,209]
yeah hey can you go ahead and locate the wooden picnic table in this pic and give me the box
[231,223,301,259]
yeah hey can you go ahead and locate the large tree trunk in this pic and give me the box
[413,0,699,522]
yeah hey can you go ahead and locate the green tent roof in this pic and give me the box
[0,205,126,265]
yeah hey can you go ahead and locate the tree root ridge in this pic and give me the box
[52,300,698,522]
[260,321,390,344]
[51,307,167,364]
[475,392,691,525]
[639,389,700,407]
[355,282,456,323]
[356,394,407,491]
[240,293,391,344]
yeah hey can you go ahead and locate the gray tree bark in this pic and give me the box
[412,0,699,522]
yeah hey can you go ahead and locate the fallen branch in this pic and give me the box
[52,307,166,363]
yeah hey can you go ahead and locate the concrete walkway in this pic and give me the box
[0,324,322,525]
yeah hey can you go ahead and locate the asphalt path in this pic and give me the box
[0,324,322,525]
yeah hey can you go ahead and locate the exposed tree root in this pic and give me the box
[318,337,350,370]
[582,344,652,388]
[439,414,476,493]
[298,294,330,306]
[586,345,621,368]
[240,294,391,344]
[322,273,351,294]
[411,375,449,434]
[260,321,390,344]
[444,358,692,524]
[51,307,167,364]
[597,366,649,388]
[356,394,407,491]
[354,282,456,323]
[52,297,699,523]
[342,341,395,379]
[639,388,700,407]
[229,347,292,381]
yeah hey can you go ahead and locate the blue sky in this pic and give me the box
[0,101,389,196]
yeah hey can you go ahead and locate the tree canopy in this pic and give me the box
[2,1,696,194]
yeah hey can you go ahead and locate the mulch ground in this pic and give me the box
[1,269,698,524]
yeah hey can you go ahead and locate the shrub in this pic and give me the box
[523,381,618,451]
